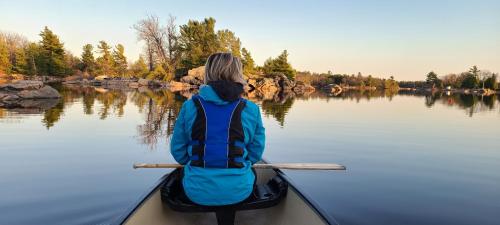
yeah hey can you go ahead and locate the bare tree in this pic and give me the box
[478,70,492,90]
[165,14,180,72]
[133,15,168,66]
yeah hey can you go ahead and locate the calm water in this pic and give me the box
[1,85,499,225]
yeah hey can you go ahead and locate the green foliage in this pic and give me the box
[262,50,296,80]
[38,26,68,76]
[96,41,115,76]
[469,65,480,76]
[113,44,128,77]
[130,56,149,78]
[24,43,40,76]
[383,76,399,90]
[367,75,374,87]
[426,71,442,88]
[460,72,478,89]
[81,44,95,74]
[484,73,498,90]
[0,36,12,74]
[179,17,220,69]
[64,52,81,74]
[147,65,173,81]
[11,47,27,74]
[241,48,255,75]
[217,29,241,57]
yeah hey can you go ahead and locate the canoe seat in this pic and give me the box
[160,169,288,213]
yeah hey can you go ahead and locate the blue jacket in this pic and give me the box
[170,85,265,206]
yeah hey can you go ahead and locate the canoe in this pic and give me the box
[112,167,339,225]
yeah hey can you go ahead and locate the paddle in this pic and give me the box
[133,163,346,170]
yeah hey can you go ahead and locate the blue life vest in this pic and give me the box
[189,95,247,168]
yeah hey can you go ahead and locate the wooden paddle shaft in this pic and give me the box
[133,163,346,170]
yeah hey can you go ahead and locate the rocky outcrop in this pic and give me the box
[246,73,315,98]
[180,66,205,86]
[293,82,316,95]
[138,78,151,86]
[0,81,61,107]
[188,66,205,80]
[0,80,44,90]
[180,75,204,86]
[168,81,196,92]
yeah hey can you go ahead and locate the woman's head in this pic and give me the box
[205,52,246,86]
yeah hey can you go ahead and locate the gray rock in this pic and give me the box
[1,94,20,101]
[138,78,151,86]
[180,75,203,86]
[293,82,316,95]
[17,86,61,99]
[0,80,44,91]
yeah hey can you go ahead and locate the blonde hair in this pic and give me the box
[204,52,246,85]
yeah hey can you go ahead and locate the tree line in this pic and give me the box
[296,71,399,90]
[0,15,296,81]
[400,66,498,90]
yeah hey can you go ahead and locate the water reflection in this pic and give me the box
[131,89,185,149]
[1,85,499,147]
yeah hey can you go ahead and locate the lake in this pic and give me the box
[1,85,499,225]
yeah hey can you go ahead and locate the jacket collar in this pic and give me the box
[198,85,228,105]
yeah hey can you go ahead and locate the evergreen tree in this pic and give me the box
[113,44,128,77]
[461,72,479,89]
[426,71,441,88]
[147,65,172,81]
[241,48,255,75]
[484,73,498,90]
[262,50,296,80]
[38,26,67,76]
[469,65,480,77]
[81,44,95,74]
[130,56,149,78]
[96,41,115,76]
[12,47,27,74]
[179,17,219,69]
[217,29,241,57]
[367,75,374,87]
[0,36,11,74]
[25,43,40,76]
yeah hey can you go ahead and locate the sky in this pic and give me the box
[1,0,499,80]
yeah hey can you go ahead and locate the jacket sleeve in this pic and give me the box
[246,107,265,164]
[170,102,190,165]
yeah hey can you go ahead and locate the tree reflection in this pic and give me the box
[260,98,295,127]
[131,89,185,149]
[2,85,499,146]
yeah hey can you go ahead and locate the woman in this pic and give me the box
[170,53,265,210]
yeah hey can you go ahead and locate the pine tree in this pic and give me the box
[12,47,27,74]
[241,48,255,75]
[263,50,296,80]
[81,44,95,75]
[130,56,149,78]
[179,17,219,69]
[96,41,115,76]
[217,29,241,57]
[0,36,11,74]
[147,65,172,81]
[38,26,67,76]
[24,43,40,76]
[484,73,498,90]
[426,71,441,88]
[113,44,128,77]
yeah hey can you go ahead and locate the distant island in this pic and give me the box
[1,15,498,99]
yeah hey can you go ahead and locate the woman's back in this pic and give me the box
[170,53,265,207]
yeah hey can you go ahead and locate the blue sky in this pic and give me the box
[1,0,499,79]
